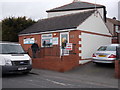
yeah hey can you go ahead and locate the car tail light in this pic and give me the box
[92,54,96,57]
[108,54,116,58]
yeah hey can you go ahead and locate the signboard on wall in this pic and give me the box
[66,43,72,51]
[24,38,35,44]
[53,37,58,45]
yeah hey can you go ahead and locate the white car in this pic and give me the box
[92,44,120,64]
[0,42,32,74]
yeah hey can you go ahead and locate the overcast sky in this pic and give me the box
[0,0,120,21]
[118,1,120,20]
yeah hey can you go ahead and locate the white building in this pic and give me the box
[19,0,112,70]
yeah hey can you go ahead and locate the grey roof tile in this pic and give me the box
[107,18,120,25]
[19,10,95,35]
[46,1,104,12]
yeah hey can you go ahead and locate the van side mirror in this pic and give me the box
[116,46,120,60]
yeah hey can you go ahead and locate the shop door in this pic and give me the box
[60,32,69,56]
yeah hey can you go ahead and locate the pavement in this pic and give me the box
[2,62,119,88]
[79,60,91,64]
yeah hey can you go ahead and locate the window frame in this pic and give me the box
[23,37,35,44]
[115,25,119,32]
[41,34,53,47]
[60,32,69,56]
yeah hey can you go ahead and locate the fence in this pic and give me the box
[27,46,60,58]
[26,44,76,58]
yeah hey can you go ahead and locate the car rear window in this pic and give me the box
[97,46,116,51]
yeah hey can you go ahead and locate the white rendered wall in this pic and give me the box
[48,9,91,18]
[106,20,114,35]
[78,13,111,35]
[81,33,111,59]
[47,8,104,18]
[97,8,104,19]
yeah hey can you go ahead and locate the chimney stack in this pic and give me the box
[113,17,116,20]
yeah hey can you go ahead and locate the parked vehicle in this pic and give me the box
[0,42,32,74]
[92,44,120,64]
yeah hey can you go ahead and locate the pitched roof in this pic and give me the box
[107,18,120,26]
[19,10,94,35]
[46,1,105,12]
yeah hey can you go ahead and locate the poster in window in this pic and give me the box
[61,34,68,49]
[53,37,58,45]
[42,34,52,47]
[42,34,52,38]
[42,38,53,47]
[42,39,52,44]
[24,38,35,44]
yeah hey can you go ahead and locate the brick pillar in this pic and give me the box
[118,33,120,44]
[78,32,82,60]
[115,60,120,78]
[115,46,120,78]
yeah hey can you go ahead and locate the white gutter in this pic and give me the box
[19,28,76,36]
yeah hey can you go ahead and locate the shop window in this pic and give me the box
[115,25,120,33]
[23,38,35,44]
[41,34,52,47]
[115,25,119,33]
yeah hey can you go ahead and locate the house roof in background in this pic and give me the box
[107,18,120,26]
[19,10,95,35]
[46,1,105,12]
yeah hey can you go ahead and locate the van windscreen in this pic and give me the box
[0,44,25,54]
[97,46,116,51]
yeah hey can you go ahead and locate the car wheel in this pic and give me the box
[95,62,101,65]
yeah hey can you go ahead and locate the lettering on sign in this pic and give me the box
[66,43,73,51]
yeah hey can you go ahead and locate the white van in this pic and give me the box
[0,42,32,74]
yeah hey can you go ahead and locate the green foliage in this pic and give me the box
[2,16,36,42]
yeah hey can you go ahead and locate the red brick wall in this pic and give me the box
[28,47,60,58]
[19,34,41,51]
[19,30,80,72]
[69,30,81,60]
[118,33,120,44]
[112,39,118,44]
[32,54,79,72]
[115,60,120,78]
[19,31,80,57]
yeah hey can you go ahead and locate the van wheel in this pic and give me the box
[23,71,30,74]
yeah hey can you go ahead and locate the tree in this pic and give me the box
[2,16,36,42]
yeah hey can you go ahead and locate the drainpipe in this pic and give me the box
[115,46,120,78]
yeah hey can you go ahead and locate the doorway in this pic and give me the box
[60,32,69,56]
